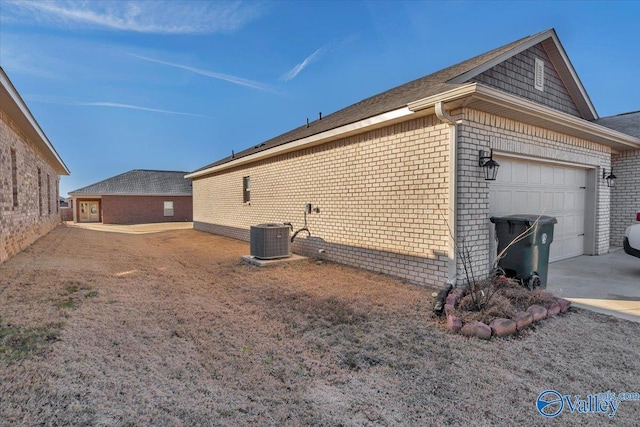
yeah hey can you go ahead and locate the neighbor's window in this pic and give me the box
[243,176,251,203]
[47,174,51,215]
[11,148,18,207]
[38,168,42,216]
[164,201,174,216]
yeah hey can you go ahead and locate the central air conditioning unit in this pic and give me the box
[250,223,291,260]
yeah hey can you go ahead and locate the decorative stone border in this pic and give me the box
[444,291,572,340]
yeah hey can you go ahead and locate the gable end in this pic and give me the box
[470,43,581,117]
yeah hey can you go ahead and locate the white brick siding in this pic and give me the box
[194,115,452,287]
[194,107,615,288]
[611,150,640,245]
[456,108,612,282]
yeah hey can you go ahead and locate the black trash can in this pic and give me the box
[490,214,557,289]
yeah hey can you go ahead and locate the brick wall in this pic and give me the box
[472,43,581,117]
[611,149,640,245]
[101,195,192,224]
[457,108,612,280]
[193,115,452,288]
[193,108,614,288]
[0,109,61,263]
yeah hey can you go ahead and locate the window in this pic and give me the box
[37,168,42,215]
[534,57,545,91]
[243,176,251,203]
[10,148,18,207]
[47,174,51,214]
[164,201,174,216]
[56,179,59,213]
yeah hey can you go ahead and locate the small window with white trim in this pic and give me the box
[243,176,251,203]
[164,201,174,216]
[534,57,545,91]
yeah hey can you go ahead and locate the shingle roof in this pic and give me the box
[596,111,640,139]
[70,170,192,196]
[193,29,554,173]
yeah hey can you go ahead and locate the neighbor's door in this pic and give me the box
[79,202,100,222]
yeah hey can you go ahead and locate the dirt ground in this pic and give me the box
[1,224,639,426]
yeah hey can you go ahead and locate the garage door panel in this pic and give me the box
[554,168,565,185]
[528,165,541,184]
[527,192,541,212]
[576,214,585,234]
[566,192,576,210]
[513,191,528,209]
[490,157,587,263]
[564,214,577,234]
[514,166,528,184]
[541,165,555,184]
[495,161,513,184]
[553,192,564,210]
[491,190,512,213]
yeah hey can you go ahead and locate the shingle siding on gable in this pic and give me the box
[471,43,581,117]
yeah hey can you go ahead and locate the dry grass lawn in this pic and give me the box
[1,224,639,426]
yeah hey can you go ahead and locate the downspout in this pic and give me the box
[435,101,458,286]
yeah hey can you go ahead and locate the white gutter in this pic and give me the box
[472,85,640,150]
[407,84,477,112]
[434,101,459,285]
[185,107,415,179]
[411,83,640,150]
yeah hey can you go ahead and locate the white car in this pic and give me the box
[623,212,640,258]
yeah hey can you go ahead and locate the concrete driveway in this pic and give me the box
[64,221,193,234]
[547,249,640,323]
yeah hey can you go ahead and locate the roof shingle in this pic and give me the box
[193,29,553,173]
[596,111,640,139]
[70,170,192,196]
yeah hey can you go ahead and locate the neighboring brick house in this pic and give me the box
[186,28,640,288]
[0,67,70,263]
[69,170,192,224]
[597,111,640,245]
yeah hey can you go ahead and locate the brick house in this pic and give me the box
[186,29,640,288]
[0,67,70,263]
[596,111,640,246]
[69,170,192,224]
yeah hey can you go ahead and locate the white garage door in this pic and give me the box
[489,157,587,263]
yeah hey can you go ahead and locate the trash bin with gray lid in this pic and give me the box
[490,214,557,289]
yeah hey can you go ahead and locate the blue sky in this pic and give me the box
[1,0,639,197]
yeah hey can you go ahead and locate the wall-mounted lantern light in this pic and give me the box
[603,168,617,188]
[479,149,500,181]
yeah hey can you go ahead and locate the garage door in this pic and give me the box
[489,157,586,263]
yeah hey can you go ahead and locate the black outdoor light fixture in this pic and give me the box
[603,168,617,188]
[479,149,500,181]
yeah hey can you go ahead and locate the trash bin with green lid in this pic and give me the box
[490,214,557,289]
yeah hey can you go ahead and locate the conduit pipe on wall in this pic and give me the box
[435,101,458,285]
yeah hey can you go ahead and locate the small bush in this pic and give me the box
[454,276,559,324]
